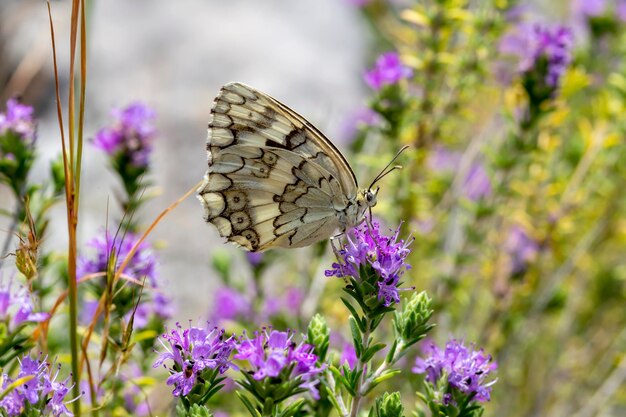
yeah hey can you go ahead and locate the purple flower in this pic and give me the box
[16,355,47,404]
[92,102,156,167]
[261,286,305,319]
[234,329,324,398]
[0,98,36,143]
[153,322,236,397]
[0,380,22,416]
[77,231,173,324]
[285,287,305,311]
[340,107,382,144]
[572,0,626,23]
[340,343,357,369]
[263,296,282,318]
[413,339,498,403]
[463,163,492,201]
[325,222,413,307]
[154,292,175,320]
[572,0,607,18]
[125,302,151,329]
[506,225,539,274]
[0,276,49,330]
[618,1,626,21]
[364,52,413,90]
[79,378,104,407]
[77,232,156,283]
[210,287,251,322]
[79,299,99,325]
[119,363,150,416]
[246,252,263,266]
[500,23,573,88]
[0,355,76,417]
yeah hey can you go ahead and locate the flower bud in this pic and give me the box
[374,391,404,417]
[177,403,213,417]
[393,291,434,346]
[307,313,330,362]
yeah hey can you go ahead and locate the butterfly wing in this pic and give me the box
[197,82,359,251]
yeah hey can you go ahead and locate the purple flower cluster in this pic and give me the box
[263,286,306,319]
[210,287,251,323]
[573,0,626,21]
[574,0,608,17]
[0,98,36,143]
[326,222,413,307]
[234,329,323,398]
[340,343,358,370]
[364,52,413,90]
[500,23,573,88]
[77,232,155,282]
[246,252,263,267]
[77,232,173,325]
[210,285,307,324]
[119,364,150,416]
[340,107,382,144]
[506,225,539,275]
[0,355,75,417]
[153,322,236,397]
[92,102,156,167]
[0,276,49,330]
[413,339,498,404]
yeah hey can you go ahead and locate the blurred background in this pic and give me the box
[0,0,368,318]
[2,0,626,416]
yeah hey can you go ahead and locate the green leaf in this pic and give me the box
[324,385,344,415]
[236,391,262,417]
[386,339,398,363]
[362,342,387,363]
[0,375,35,401]
[366,370,402,394]
[349,316,364,359]
[278,398,306,417]
[341,297,365,332]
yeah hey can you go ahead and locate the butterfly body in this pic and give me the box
[197,82,376,252]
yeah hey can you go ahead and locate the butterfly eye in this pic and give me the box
[366,191,377,206]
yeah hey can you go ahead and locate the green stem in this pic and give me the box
[359,341,404,395]
[326,371,350,417]
[349,317,372,417]
[67,204,80,417]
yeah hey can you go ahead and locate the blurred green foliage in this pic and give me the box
[213,0,626,415]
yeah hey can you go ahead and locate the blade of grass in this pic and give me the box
[67,0,83,410]
[48,0,85,414]
[74,0,87,213]
[112,180,204,286]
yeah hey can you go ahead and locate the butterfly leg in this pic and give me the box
[330,232,345,258]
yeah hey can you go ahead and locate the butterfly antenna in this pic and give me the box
[368,145,410,190]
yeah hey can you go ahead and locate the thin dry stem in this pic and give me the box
[78,180,204,375]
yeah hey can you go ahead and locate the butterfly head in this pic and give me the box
[356,187,379,218]
[355,146,410,223]
[365,187,378,208]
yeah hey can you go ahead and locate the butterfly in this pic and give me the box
[197,82,403,252]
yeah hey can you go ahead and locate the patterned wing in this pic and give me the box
[197,83,358,251]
